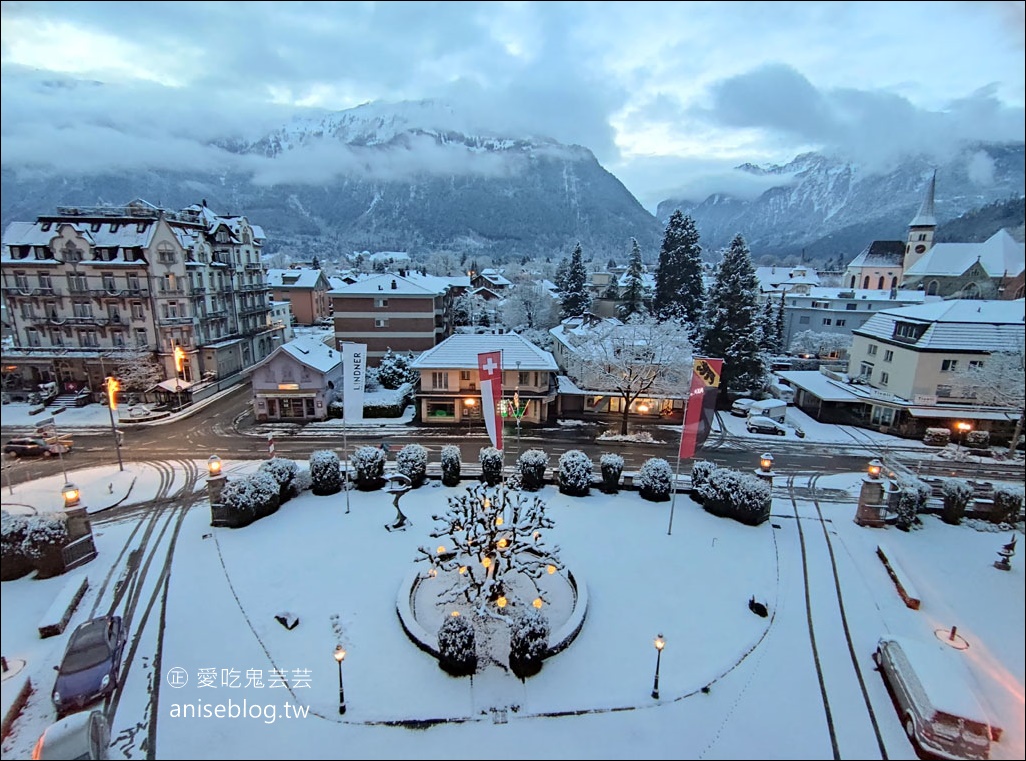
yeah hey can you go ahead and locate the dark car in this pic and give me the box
[52,616,126,718]
[4,437,57,458]
[746,416,787,436]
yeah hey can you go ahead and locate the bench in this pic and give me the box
[876,544,920,610]
[37,574,89,638]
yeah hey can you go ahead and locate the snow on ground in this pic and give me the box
[1,459,1023,760]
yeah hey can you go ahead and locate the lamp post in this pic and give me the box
[207,454,228,527]
[651,633,665,699]
[755,452,775,483]
[464,397,476,434]
[105,376,124,472]
[61,482,97,570]
[955,421,972,453]
[334,645,347,715]
[855,458,887,528]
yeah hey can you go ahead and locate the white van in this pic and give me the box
[747,399,787,423]
[767,382,795,405]
[874,635,995,760]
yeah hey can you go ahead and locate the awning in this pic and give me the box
[150,378,194,393]
[907,408,1018,422]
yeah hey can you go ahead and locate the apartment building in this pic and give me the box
[0,199,284,398]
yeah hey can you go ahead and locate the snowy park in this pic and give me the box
[1,449,1023,760]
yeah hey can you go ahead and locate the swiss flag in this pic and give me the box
[477,351,503,451]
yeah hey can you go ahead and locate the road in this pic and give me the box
[3,385,1022,488]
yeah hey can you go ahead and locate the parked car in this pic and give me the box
[746,416,787,436]
[3,436,71,458]
[32,709,110,760]
[730,398,757,417]
[52,616,126,718]
[874,635,996,760]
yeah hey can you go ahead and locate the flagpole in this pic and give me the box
[667,393,688,536]
[343,416,350,514]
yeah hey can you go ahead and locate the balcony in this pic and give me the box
[155,287,186,296]
[157,316,194,326]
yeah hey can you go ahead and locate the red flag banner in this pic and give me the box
[477,351,504,451]
[679,358,723,459]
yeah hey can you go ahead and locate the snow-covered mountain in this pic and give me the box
[657,143,1025,263]
[1,100,663,264]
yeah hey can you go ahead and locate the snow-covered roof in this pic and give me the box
[403,272,464,292]
[549,315,623,348]
[904,230,1025,278]
[328,273,449,297]
[266,268,327,289]
[410,333,557,371]
[250,336,339,375]
[2,219,156,251]
[794,287,928,304]
[845,240,905,269]
[754,266,822,292]
[853,299,1025,352]
[478,271,513,287]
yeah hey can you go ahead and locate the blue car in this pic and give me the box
[52,616,126,718]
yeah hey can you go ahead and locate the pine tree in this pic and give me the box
[702,234,767,397]
[653,211,704,328]
[758,299,777,353]
[618,238,645,319]
[559,243,592,319]
[775,296,786,353]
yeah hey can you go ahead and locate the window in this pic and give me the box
[374,318,389,328]
[968,360,983,370]
[941,359,959,372]
[867,344,878,356]
[49,329,63,347]
[845,303,857,310]
[128,274,141,292]
[111,330,125,347]
[927,280,939,296]
[80,330,100,347]
[812,301,830,309]
[460,370,471,381]
[135,328,147,346]
[518,371,530,385]
[880,372,889,386]
[859,362,873,380]
[131,302,145,320]
[798,316,810,325]
[863,276,870,289]
[14,273,30,291]
[431,372,449,389]
[883,350,893,362]
[936,384,953,398]
[68,273,88,293]
[26,328,41,347]
[374,298,389,308]
[72,301,92,318]
[20,302,35,319]
[102,273,117,292]
[877,276,885,289]
[893,321,925,342]
[870,406,894,425]
[822,318,832,326]
[90,222,101,232]
[835,319,846,327]
[41,222,51,232]
[918,233,926,241]
[38,273,52,292]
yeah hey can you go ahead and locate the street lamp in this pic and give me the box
[651,633,665,699]
[955,421,972,453]
[333,645,346,715]
[867,458,883,480]
[207,455,222,477]
[463,397,476,433]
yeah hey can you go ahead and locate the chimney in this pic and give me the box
[391,279,397,290]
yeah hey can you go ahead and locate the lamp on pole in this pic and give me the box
[105,376,124,472]
[651,633,665,699]
[333,645,347,715]
[463,397,477,434]
[955,421,972,454]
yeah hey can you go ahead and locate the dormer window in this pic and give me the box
[90,222,101,232]
[41,222,52,232]
[892,321,926,343]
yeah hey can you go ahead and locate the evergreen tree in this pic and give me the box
[702,234,767,397]
[559,243,592,319]
[554,257,570,293]
[618,238,646,319]
[775,296,786,353]
[653,210,704,328]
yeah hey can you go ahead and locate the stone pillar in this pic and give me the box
[855,476,887,527]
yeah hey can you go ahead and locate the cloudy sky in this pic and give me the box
[1,1,1023,211]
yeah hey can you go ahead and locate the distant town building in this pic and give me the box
[266,268,333,325]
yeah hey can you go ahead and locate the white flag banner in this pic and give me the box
[341,343,367,423]
[477,351,503,451]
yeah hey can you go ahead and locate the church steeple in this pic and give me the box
[904,170,937,272]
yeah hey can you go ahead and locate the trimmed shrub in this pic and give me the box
[637,458,673,502]
[699,468,771,525]
[558,450,593,496]
[22,514,69,578]
[992,485,1024,525]
[441,445,461,487]
[940,479,973,525]
[249,471,282,518]
[396,444,429,488]
[220,473,281,526]
[310,450,342,496]
[895,477,932,531]
[509,608,550,679]
[258,457,300,505]
[599,453,624,494]
[1,511,33,581]
[923,428,950,446]
[965,430,990,451]
[517,450,549,491]
[480,447,503,486]
[689,460,717,492]
[292,468,313,496]
[437,614,477,676]
[352,446,386,490]
[377,349,419,389]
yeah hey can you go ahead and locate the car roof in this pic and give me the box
[69,617,114,647]
[749,416,783,426]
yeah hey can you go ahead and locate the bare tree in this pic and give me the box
[500,284,560,332]
[788,330,853,358]
[954,343,1026,454]
[565,314,694,435]
[415,483,562,620]
[112,348,164,392]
